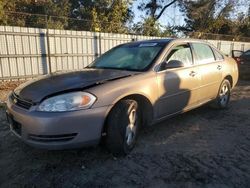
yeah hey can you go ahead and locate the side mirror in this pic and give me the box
[161,60,185,70]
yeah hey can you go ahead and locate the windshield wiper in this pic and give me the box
[87,66,139,72]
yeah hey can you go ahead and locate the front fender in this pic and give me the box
[86,72,158,109]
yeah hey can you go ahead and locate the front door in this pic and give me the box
[156,43,200,118]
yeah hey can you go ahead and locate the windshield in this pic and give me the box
[89,42,165,71]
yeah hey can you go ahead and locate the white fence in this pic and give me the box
[0,25,250,80]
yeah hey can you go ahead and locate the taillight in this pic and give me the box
[236,57,241,64]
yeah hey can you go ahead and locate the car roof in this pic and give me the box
[124,38,210,46]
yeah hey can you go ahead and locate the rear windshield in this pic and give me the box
[243,50,250,56]
[89,42,165,71]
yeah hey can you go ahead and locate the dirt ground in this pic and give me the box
[0,80,250,188]
[0,81,25,103]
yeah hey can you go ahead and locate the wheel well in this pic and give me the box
[224,75,233,87]
[102,94,153,136]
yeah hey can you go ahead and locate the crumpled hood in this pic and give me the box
[14,68,137,103]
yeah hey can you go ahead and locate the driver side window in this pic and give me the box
[165,44,193,66]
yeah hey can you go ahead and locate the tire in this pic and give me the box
[105,99,141,155]
[213,79,231,109]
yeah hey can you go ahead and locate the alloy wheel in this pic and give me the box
[125,108,137,146]
[219,83,229,106]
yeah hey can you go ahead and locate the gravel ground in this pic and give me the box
[0,80,250,188]
[0,81,25,103]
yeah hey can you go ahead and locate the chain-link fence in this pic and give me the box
[3,11,250,42]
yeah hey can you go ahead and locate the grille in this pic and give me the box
[28,133,77,142]
[11,93,33,110]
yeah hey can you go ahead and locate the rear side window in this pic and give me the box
[192,43,215,64]
[212,48,224,61]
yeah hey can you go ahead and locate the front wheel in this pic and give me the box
[105,99,141,155]
[214,79,231,109]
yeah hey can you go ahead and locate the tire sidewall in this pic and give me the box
[217,80,231,108]
[105,99,141,155]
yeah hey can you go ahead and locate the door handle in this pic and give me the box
[217,65,222,70]
[189,71,197,77]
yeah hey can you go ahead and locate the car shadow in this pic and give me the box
[153,71,191,120]
[237,79,250,86]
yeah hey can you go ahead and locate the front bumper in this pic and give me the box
[6,96,112,150]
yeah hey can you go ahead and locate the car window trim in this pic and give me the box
[155,42,195,73]
[190,42,222,65]
[210,46,225,62]
[88,43,166,72]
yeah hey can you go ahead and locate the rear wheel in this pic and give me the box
[213,79,231,109]
[105,99,141,155]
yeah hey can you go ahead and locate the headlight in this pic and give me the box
[37,92,96,112]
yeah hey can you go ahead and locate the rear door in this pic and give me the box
[240,50,250,64]
[191,43,223,102]
[239,50,250,76]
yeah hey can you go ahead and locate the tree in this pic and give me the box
[134,0,178,36]
[236,4,250,38]
[91,0,133,33]
[132,17,162,36]
[0,0,24,26]
[132,17,176,37]
[69,0,133,32]
[0,0,133,32]
[0,0,71,29]
[138,0,178,21]
[177,0,239,36]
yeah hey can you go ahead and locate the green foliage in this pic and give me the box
[90,0,133,33]
[0,0,23,26]
[0,0,7,25]
[0,0,70,29]
[0,0,132,32]
[0,0,249,39]
[236,8,250,38]
[133,17,162,36]
[179,0,217,33]
[132,17,175,37]
[68,0,133,32]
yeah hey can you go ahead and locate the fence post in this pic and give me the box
[45,15,52,74]
[94,34,99,58]
[241,44,245,51]
[230,42,234,52]
[98,33,102,57]
[217,41,221,50]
